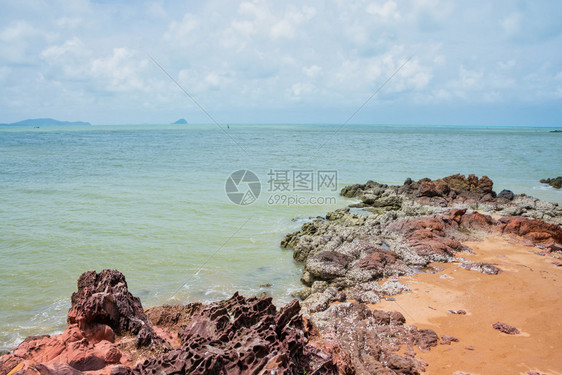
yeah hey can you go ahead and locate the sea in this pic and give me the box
[0,123,561,351]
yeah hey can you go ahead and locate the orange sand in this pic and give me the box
[375,237,562,375]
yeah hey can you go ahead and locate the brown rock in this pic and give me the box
[356,248,404,277]
[492,321,520,335]
[67,270,155,345]
[134,293,336,374]
[440,335,459,345]
[412,327,439,350]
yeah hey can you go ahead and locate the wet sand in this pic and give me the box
[375,237,562,375]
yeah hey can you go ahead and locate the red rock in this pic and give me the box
[104,346,122,364]
[501,218,562,245]
[0,270,172,375]
[460,212,496,231]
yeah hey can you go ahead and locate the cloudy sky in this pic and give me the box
[1,0,561,125]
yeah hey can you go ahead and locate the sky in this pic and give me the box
[1,0,561,126]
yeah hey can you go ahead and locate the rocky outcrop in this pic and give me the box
[282,175,562,313]
[337,174,561,222]
[0,270,167,374]
[309,302,442,374]
[68,269,158,347]
[0,269,446,375]
[540,177,562,189]
[135,293,336,374]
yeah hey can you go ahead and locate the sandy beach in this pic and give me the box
[376,237,562,375]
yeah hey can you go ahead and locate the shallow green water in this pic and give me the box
[0,124,560,350]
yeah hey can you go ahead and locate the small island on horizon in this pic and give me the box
[0,118,91,127]
[171,118,188,125]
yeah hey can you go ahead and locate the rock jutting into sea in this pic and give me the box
[540,176,562,189]
[282,174,561,314]
[1,173,561,374]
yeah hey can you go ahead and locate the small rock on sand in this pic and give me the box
[448,309,467,315]
[492,321,520,335]
[440,335,459,345]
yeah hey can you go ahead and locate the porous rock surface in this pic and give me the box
[0,270,167,375]
[135,293,336,374]
[281,174,562,314]
[309,302,440,375]
[0,270,440,375]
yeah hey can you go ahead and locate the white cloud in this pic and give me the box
[303,65,322,78]
[41,37,91,79]
[165,13,199,45]
[0,20,36,42]
[0,20,47,63]
[55,17,82,29]
[457,66,483,88]
[270,5,316,38]
[289,82,315,99]
[366,1,400,20]
[91,48,149,92]
[41,37,87,61]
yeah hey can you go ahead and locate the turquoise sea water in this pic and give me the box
[0,124,561,350]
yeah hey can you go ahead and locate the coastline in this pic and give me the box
[1,174,561,374]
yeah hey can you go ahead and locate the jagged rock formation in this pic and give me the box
[135,293,336,374]
[68,269,158,347]
[0,270,168,374]
[282,174,562,314]
[0,272,443,375]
